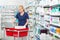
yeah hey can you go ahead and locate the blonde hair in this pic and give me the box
[19,5,25,11]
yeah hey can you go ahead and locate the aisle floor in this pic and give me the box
[2,37,28,40]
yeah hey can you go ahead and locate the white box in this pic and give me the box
[15,26,26,29]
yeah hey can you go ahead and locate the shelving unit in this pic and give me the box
[25,0,60,39]
[43,3,60,38]
[0,14,1,39]
[1,5,18,28]
[50,23,60,27]
[50,14,60,17]
[50,31,60,38]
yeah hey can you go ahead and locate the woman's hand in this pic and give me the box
[24,25,26,27]
[24,19,28,27]
[11,18,16,24]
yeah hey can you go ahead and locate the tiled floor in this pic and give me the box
[2,37,28,40]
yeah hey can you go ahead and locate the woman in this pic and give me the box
[14,5,29,28]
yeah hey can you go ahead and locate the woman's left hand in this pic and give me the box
[24,25,26,27]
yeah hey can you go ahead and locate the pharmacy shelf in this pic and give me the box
[44,14,60,17]
[50,4,60,7]
[44,4,60,8]
[2,21,13,22]
[43,3,60,39]
[45,14,50,15]
[40,15,44,16]
[50,14,60,17]
[45,20,50,22]
[50,23,60,27]
[50,31,60,38]
[0,12,15,13]
[2,15,15,16]
[44,26,50,29]
[40,23,44,27]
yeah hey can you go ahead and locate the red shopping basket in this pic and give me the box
[19,28,28,37]
[6,28,14,36]
[5,28,29,37]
